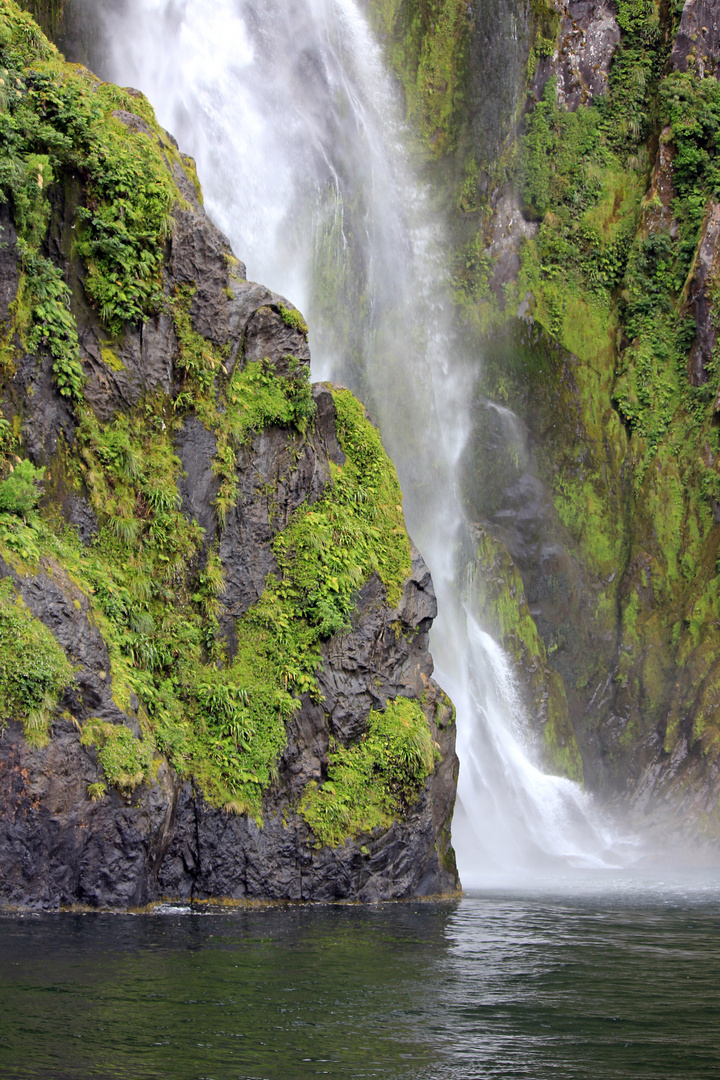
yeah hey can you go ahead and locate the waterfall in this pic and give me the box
[100,0,631,883]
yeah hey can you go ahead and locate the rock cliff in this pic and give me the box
[369,0,720,840]
[0,0,458,908]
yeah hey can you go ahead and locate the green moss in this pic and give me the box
[543,669,583,783]
[81,716,154,792]
[278,302,308,337]
[299,696,435,846]
[0,415,18,469]
[0,0,190,355]
[0,577,73,746]
[367,0,472,155]
[100,346,124,373]
[225,358,316,446]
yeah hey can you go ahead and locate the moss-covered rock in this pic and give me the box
[0,1,458,907]
[370,0,720,834]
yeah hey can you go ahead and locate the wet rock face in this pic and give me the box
[671,0,720,79]
[531,0,620,111]
[686,202,720,391]
[0,206,19,324]
[483,194,538,301]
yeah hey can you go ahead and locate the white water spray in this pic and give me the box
[103,0,630,882]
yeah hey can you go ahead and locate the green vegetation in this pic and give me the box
[366,0,720,789]
[367,0,472,155]
[0,0,189,405]
[1,379,412,811]
[0,3,438,850]
[0,578,73,746]
[0,456,43,513]
[0,454,46,559]
[300,696,435,846]
[81,716,153,793]
[278,302,309,337]
[275,388,411,629]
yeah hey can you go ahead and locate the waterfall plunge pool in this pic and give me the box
[2,880,720,1080]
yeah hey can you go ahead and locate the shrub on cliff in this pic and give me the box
[0,458,43,514]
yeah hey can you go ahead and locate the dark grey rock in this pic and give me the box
[671,0,720,79]
[65,495,98,546]
[243,303,310,375]
[319,548,436,744]
[685,203,720,389]
[0,718,176,910]
[9,351,76,466]
[0,556,135,731]
[312,384,346,466]
[80,321,176,422]
[217,420,332,639]
[170,206,232,344]
[0,390,459,908]
[175,415,219,543]
[531,0,620,112]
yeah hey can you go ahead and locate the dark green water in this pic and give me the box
[1,884,719,1080]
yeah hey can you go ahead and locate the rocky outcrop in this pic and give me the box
[671,0,720,79]
[0,6,458,909]
[687,202,720,390]
[526,0,621,109]
[0,553,457,908]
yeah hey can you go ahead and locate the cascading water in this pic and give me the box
[100,0,631,883]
